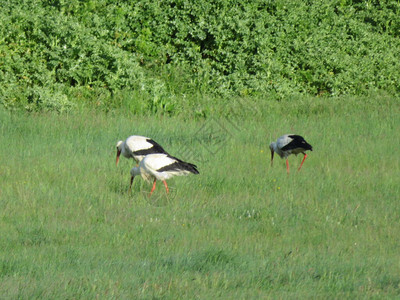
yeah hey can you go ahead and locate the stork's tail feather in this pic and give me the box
[170,155,199,174]
[171,157,199,174]
[179,161,199,174]
[157,156,200,174]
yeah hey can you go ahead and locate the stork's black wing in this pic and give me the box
[157,155,199,174]
[132,138,169,156]
[281,135,312,151]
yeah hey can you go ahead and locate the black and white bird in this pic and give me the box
[269,134,313,173]
[116,135,169,166]
[129,153,199,196]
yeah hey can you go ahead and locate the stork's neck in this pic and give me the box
[270,142,283,158]
[120,142,130,158]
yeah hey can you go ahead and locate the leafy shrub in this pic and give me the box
[24,86,76,113]
[0,0,399,113]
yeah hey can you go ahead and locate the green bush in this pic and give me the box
[0,0,399,113]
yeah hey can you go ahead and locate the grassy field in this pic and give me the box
[0,95,399,298]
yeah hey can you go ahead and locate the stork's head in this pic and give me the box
[116,141,123,166]
[269,142,276,166]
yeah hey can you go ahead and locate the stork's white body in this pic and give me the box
[270,134,305,158]
[130,153,199,195]
[116,135,168,165]
[132,154,197,182]
[270,134,313,173]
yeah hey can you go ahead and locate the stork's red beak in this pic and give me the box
[116,149,121,166]
[129,175,134,193]
[270,150,274,166]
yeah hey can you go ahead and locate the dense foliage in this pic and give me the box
[1,0,399,112]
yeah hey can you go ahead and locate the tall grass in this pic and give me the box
[0,95,399,298]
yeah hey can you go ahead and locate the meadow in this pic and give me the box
[0,95,399,298]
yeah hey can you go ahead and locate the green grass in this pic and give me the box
[0,96,399,298]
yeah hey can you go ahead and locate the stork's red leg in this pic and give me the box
[286,159,290,174]
[298,153,307,171]
[149,179,157,196]
[162,180,169,194]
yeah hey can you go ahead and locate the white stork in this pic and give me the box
[129,153,199,196]
[116,135,168,166]
[270,134,313,173]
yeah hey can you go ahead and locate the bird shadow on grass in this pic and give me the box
[127,183,178,207]
[141,189,176,207]
[108,175,178,207]
[140,186,177,207]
